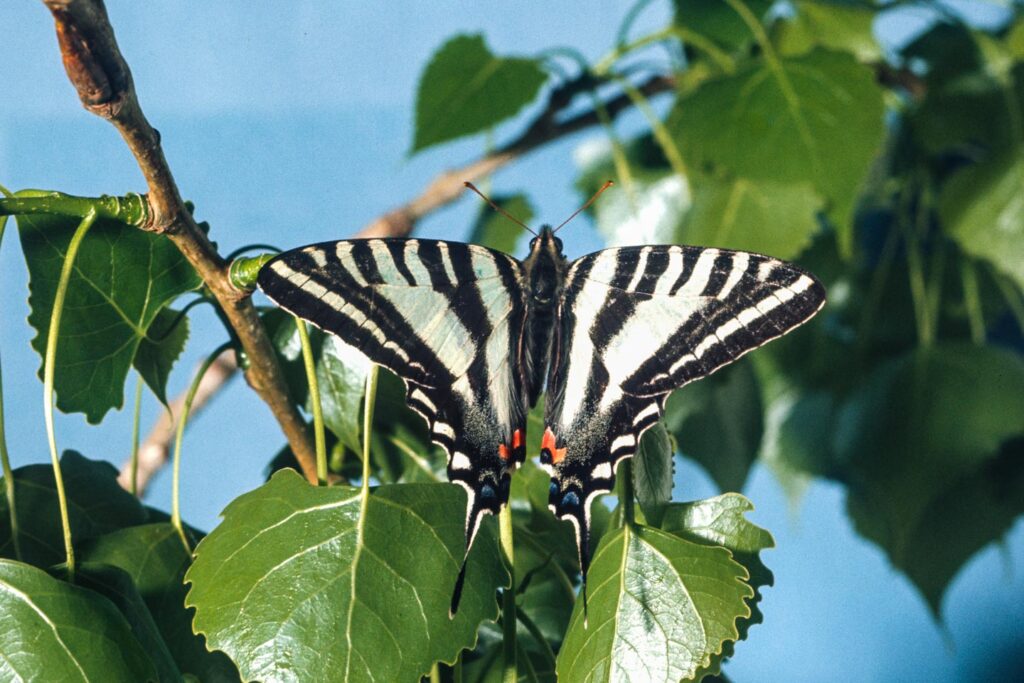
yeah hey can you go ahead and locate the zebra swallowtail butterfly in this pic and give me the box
[257,188,826,617]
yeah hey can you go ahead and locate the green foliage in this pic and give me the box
[0,559,156,682]
[0,451,149,566]
[834,345,1024,614]
[15,199,199,421]
[664,361,764,492]
[5,1,1024,681]
[80,524,240,681]
[671,49,885,252]
[674,0,773,50]
[556,523,753,682]
[413,34,548,152]
[186,470,507,682]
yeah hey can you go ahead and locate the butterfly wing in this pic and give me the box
[258,238,530,612]
[542,245,826,582]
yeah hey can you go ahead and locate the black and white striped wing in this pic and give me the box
[258,238,530,609]
[542,245,826,578]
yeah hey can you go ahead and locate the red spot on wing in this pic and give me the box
[541,427,567,465]
[498,443,510,461]
[512,429,523,450]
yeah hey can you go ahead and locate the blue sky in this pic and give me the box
[2,2,1022,681]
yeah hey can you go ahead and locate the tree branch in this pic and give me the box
[42,0,318,483]
[356,73,675,237]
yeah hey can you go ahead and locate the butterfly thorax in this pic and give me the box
[519,226,568,407]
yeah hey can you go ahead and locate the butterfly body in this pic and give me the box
[257,224,825,614]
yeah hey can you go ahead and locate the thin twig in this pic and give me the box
[42,0,318,483]
[116,349,238,496]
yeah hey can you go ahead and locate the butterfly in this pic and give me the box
[257,185,826,616]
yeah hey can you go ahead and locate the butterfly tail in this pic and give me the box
[449,485,501,618]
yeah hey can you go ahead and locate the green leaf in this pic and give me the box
[556,523,752,682]
[186,470,507,682]
[371,368,446,483]
[670,49,885,252]
[0,451,149,567]
[660,493,773,555]
[834,344,1024,613]
[315,334,370,455]
[777,0,881,62]
[79,523,240,682]
[939,149,1024,290]
[891,437,1024,618]
[75,562,182,683]
[664,360,764,492]
[133,307,190,406]
[632,423,673,526]
[661,493,774,679]
[0,559,156,682]
[679,174,822,259]
[15,199,200,423]
[468,192,534,254]
[673,0,773,50]
[413,34,547,152]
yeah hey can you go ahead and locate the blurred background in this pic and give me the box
[2,1,1023,681]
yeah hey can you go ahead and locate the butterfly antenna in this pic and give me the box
[464,181,538,237]
[553,180,614,234]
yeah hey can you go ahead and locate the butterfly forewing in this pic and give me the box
[542,245,826,579]
[258,238,532,611]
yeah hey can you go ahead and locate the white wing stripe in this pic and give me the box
[718,252,748,298]
[626,246,651,291]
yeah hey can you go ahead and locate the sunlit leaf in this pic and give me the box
[413,34,547,152]
[556,523,752,682]
[679,174,822,259]
[0,559,155,682]
[660,493,774,679]
[15,195,200,422]
[671,49,885,253]
[939,149,1024,290]
[778,0,881,62]
[186,469,507,682]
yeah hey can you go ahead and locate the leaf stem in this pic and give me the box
[610,73,689,179]
[0,210,20,562]
[172,341,233,553]
[0,191,147,224]
[0,349,19,563]
[361,365,379,494]
[960,259,985,344]
[515,605,557,671]
[295,320,327,486]
[44,210,99,581]
[499,504,517,683]
[129,374,143,496]
[595,25,735,76]
[618,458,636,527]
[429,663,441,683]
[994,273,1024,334]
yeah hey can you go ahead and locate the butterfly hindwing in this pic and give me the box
[258,238,531,612]
[542,245,826,582]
